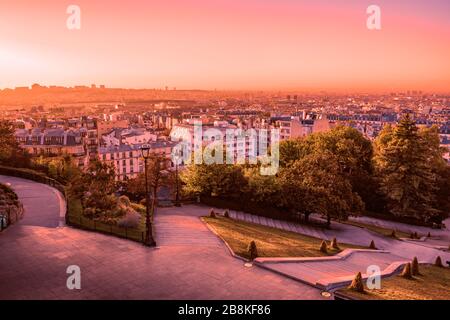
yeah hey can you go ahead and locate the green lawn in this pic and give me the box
[338,265,450,300]
[202,216,366,260]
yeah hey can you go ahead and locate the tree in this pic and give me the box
[374,115,440,222]
[125,153,174,216]
[311,126,378,211]
[182,163,247,200]
[280,126,380,212]
[144,153,173,217]
[33,154,80,184]
[67,159,116,216]
[244,168,282,207]
[0,120,29,167]
[279,151,364,227]
[419,126,450,222]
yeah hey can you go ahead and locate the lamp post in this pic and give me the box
[140,144,156,247]
[174,150,181,207]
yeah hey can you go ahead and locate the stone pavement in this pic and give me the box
[229,211,328,241]
[255,250,408,291]
[225,208,450,264]
[0,176,323,300]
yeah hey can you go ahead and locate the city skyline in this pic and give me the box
[1,0,449,92]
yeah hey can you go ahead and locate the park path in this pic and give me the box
[256,251,408,290]
[223,208,450,289]
[0,175,323,300]
[226,209,449,263]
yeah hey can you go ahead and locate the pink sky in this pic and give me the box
[0,0,449,92]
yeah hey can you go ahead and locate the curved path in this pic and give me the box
[228,210,450,263]
[0,176,323,300]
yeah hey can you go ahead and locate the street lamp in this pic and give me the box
[173,149,181,207]
[140,144,156,247]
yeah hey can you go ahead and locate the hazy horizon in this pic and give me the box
[1,0,449,93]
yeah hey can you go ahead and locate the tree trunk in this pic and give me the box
[304,212,310,224]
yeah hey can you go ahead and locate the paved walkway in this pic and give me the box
[349,215,450,248]
[257,250,408,290]
[349,215,450,236]
[0,176,323,300]
[230,211,328,240]
[223,208,450,290]
[226,209,450,264]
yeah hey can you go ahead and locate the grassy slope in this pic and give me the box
[203,216,365,260]
[339,265,450,300]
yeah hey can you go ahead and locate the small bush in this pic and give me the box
[427,232,431,238]
[348,272,364,293]
[130,202,146,214]
[117,209,141,228]
[223,209,229,218]
[118,195,131,207]
[247,240,258,260]
[435,256,444,267]
[320,241,328,253]
[369,240,377,249]
[414,232,419,239]
[411,257,420,276]
[401,263,413,279]
[209,209,216,218]
[390,230,397,238]
[331,237,339,249]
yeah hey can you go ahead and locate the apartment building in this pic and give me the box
[101,127,157,147]
[15,128,88,167]
[98,141,176,181]
[170,123,273,164]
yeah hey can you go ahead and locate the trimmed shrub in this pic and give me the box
[331,237,339,249]
[247,240,258,260]
[401,263,413,279]
[411,257,420,276]
[223,209,230,218]
[435,256,444,267]
[369,240,377,249]
[320,241,328,253]
[348,272,364,293]
[209,209,216,218]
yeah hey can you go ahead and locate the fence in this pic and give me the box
[66,214,145,243]
[0,166,145,243]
